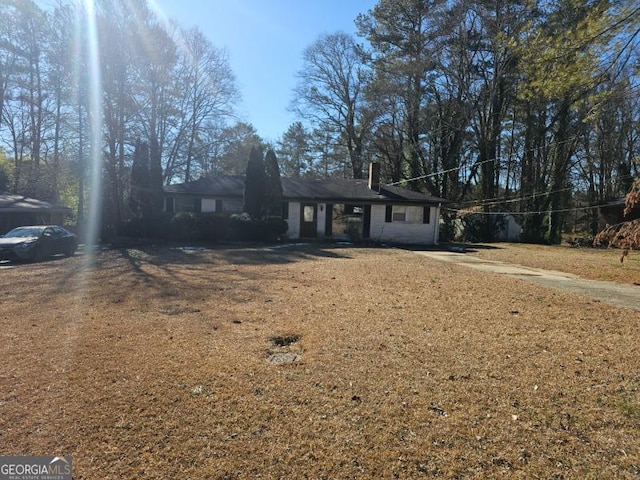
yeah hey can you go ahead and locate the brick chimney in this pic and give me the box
[368,162,380,191]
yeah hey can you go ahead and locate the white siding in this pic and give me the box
[317,203,327,237]
[201,198,216,212]
[369,204,439,245]
[287,202,301,239]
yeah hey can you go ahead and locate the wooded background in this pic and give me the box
[1,0,638,242]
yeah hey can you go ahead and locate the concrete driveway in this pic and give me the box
[415,250,640,312]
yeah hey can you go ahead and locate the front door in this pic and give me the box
[363,204,371,239]
[324,204,333,237]
[300,203,317,238]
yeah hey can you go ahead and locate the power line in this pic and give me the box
[458,187,574,208]
[383,134,587,188]
[385,157,496,187]
[445,201,611,217]
[453,172,637,210]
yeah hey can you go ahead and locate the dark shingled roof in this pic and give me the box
[164,176,447,205]
[0,193,70,212]
[164,176,246,196]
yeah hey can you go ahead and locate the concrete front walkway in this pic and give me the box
[415,250,640,312]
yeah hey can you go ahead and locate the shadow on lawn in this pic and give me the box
[401,242,505,254]
[117,241,504,271]
[221,243,357,265]
[126,241,357,268]
[103,242,359,305]
[3,242,344,306]
[12,241,500,308]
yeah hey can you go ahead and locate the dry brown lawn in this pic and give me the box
[1,243,639,479]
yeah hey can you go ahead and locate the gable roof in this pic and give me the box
[164,176,447,205]
[0,193,70,213]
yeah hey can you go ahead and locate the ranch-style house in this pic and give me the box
[163,164,447,245]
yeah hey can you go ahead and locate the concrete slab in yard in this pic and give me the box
[416,251,640,312]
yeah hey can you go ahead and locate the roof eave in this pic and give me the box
[282,195,444,204]
[0,207,71,213]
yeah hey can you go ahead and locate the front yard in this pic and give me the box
[1,243,639,478]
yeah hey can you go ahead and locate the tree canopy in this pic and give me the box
[0,0,242,237]
[290,0,640,243]
[1,0,640,245]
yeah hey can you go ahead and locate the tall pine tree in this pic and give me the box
[129,139,151,219]
[264,149,283,217]
[149,137,165,216]
[243,146,266,219]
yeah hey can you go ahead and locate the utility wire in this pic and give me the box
[454,172,637,209]
[383,134,588,188]
[457,187,574,207]
[384,157,492,186]
[445,201,614,217]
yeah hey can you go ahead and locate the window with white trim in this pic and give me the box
[392,206,407,222]
[385,205,426,223]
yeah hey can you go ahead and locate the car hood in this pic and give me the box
[0,236,38,246]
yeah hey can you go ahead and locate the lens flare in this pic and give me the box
[81,0,103,254]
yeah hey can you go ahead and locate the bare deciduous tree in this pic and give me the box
[292,32,372,179]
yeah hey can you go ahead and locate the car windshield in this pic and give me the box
[3,227,44,238]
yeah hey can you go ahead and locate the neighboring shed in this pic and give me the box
[453,212,522,242]
[164,164,448,245]
[0,193,71,234]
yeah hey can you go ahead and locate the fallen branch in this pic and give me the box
[594,220,640,262]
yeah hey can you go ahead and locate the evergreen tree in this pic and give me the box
[0,155,11,192]
[243,145,266,219]
[129,139,151,218]
[264,149,283,217]
[277,122,312,177]
[148,137,164,215]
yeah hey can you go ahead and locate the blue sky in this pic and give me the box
[151,0,376,142]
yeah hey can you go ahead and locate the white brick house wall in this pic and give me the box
[286,202,301,239]
[369,204,439,245]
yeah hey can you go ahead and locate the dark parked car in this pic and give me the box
[0,225,78,262]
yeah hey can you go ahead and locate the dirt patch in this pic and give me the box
[270,334,301,347]
[0,245,639,478]
[267,334,302,364]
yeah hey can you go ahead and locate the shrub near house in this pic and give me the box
[120,212,288,243]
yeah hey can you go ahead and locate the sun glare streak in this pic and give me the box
[82,0,103,254]
[147,0,191,58]
[146,0,174,32]
[59,0,105,381]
